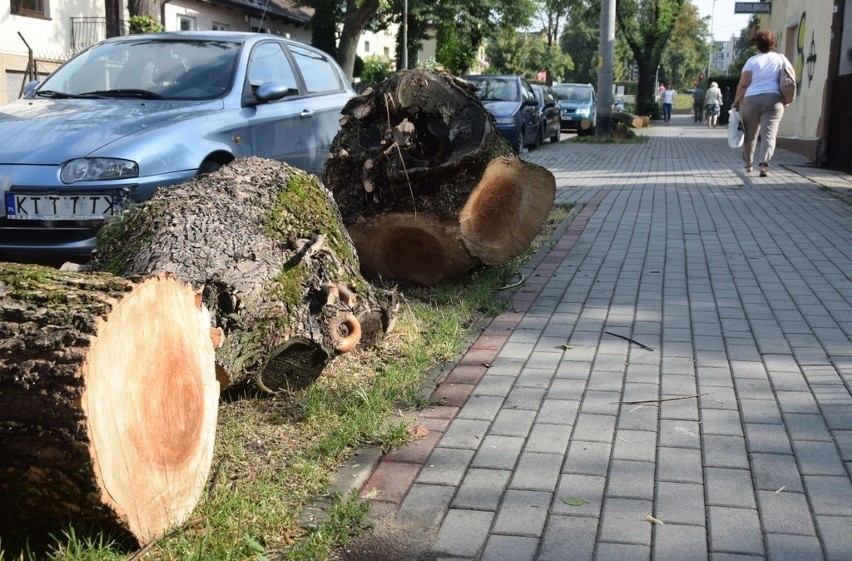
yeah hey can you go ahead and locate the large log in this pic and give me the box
[91,157,397,392]
[323,69,556,285]
[0,263,219,544]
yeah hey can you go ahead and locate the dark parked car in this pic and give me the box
[531,84,561,144]
[0,31,354,257]
[552,82,597,135]
[461,74,541,153]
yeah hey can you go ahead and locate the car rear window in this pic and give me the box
[289,45,342,94]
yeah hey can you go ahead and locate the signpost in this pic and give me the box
[734,2,771,14]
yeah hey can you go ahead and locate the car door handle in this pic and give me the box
[300,109,315,119]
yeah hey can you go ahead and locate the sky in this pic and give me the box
[691,0,753,41]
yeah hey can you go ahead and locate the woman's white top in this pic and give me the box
[743,52,789,97]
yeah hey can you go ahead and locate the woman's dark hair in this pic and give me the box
[753,29,776,53]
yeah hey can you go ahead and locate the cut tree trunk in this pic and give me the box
[0,263,219,545]
[323,69,556,285]
[91,157,398,392]
[612,111,646,129]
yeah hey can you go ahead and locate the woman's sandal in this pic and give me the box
[745,165,753,173]
[759,164,768,177]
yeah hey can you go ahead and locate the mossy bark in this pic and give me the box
[91,157,397,392]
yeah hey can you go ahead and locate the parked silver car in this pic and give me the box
[0,31,354,256]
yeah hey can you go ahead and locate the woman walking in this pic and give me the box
[704,82,723,128]
[732,29,794,177]
[661,84,675,125]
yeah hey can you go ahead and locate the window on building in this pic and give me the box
[178,15,197,31]
[10,0,48,18]
[212,21,230,31]
[364,41,370,53]
[383,47,390,59]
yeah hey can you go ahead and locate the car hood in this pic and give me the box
[0,98,224,165]
[480,100,520,118]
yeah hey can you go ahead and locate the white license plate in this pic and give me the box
[5,192,120,220]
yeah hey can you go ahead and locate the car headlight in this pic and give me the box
[575,107,591,117]
[61,158,138,183]
[493,116,515,125]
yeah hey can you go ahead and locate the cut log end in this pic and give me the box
[459,156,556,265]
[347,213,480,286]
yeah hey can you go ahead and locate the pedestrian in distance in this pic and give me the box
[704,82,723,128]
[732,29,795,177]
[661,84,676,125]
[692,85,705,123]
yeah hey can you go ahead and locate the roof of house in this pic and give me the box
[219,0,314,25]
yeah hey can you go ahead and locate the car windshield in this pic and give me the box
[553,85,591,103]
[468,78,519,102]
[37,38,241,101]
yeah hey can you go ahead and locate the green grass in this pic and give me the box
[3,204,575,561]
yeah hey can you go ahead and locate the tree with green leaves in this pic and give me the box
[616,0,685,115]
[301,0,382,78]
[659,1,709,90]
[486,28,573,80]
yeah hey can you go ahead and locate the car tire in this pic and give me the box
[197,159,224,177]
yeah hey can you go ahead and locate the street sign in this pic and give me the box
[734,2,772,14]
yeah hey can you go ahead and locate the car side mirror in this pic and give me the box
[255,82,298,102]
[523,98,538,107]
[23,80,40,97]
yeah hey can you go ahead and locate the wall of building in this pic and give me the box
[162,1,311,44]
[762,0,833,161]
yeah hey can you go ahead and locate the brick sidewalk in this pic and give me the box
[347,113,852,561]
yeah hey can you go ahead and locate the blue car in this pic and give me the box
[553,82,597,135]
[0,31,354,257]
[461,74,541,153]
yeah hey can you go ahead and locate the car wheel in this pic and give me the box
[197,159,224,177]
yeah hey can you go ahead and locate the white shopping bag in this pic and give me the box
[728,108,744,148]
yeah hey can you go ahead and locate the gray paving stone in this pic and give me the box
[439,419,491,449]
[596,542,651,561]
[451,468,510,511]
[579,390,621,415]
[739,397,784,425]
[756,490,816,535]
[480,534,539,561]
[660,393,700,421]
[815,515,852,561]
[492,489,550,536]
[515,368,556,389]
[657,446,703,483]
[653,523,708,561]
[417,448,475,486]
[562,440,611,477]
[605,459,655,500]
[397,483,456,527]
[702,408,745,436]
[750,453,804,492]
[705,467,757,509]
[612,429,658,462]
[700,386,739,409]
[490,408,537,438]
[552,473,606,517]
[546,378,588,400]
[509,452,562,492]
[765,534,825,561]
[571,413,616,443]
[524,423,571,456]
[775,391,820,415]
[539,515,597,561]
[735,378,775,401]
[598,497,653,546]
[504,387,547,410]
[475,374,517,397]
[536,398,581,425]
[821,405,852,430]
[803,475,852,516]
[618,403,659,431]
[708,506,765,556]
[658,419,701,448]
[834,430,852,460]
[655,481,706,526]
[456,394,505,422]
[703,435,750,469]
[432,509,494,557]
[784,413,834,442]
[793,440,847,476]
[744,423,793,454]
[471,435,525,470]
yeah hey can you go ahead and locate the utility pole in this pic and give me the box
[596,0,615,137]
[707,0,716,77]
[402,0,408,69]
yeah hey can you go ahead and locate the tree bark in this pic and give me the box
[336,0,381,79]
[91,157,398,392]
[323,69,556,285]
[0,263,219,545]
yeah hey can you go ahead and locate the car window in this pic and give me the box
[553,85,593,103]
[248,42,299,93]
[521,80,535,102]
[467,77,519,102]
[37,39,240,100]
[289,45,342,93]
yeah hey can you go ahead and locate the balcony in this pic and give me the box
[71,17,128,52]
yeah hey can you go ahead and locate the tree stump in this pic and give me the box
[0,263,219,544]
[323,69,556,285]
[90,157,398,392]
